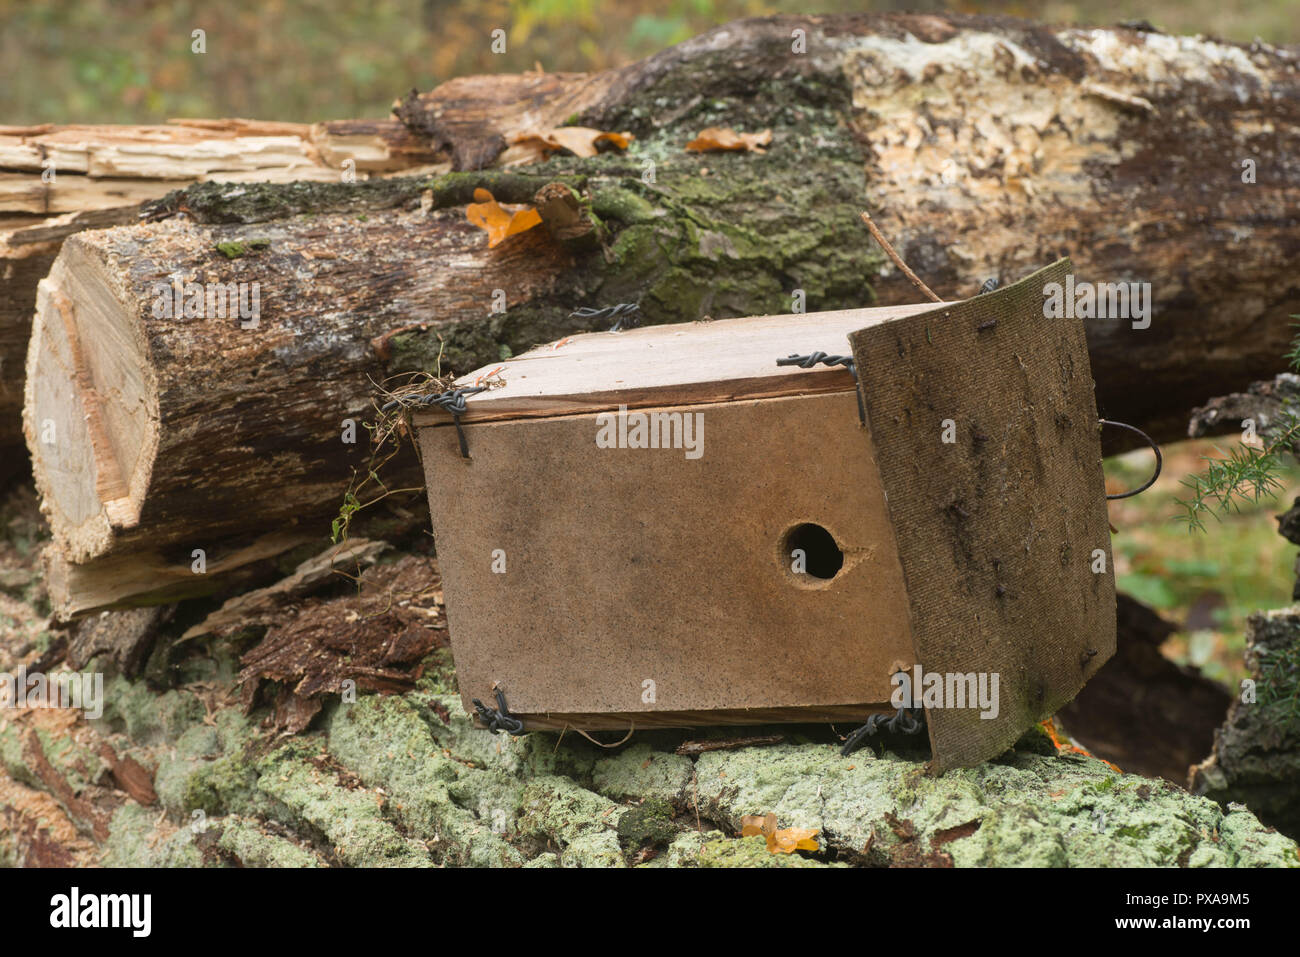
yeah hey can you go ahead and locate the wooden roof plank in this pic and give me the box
[415,300,949,424]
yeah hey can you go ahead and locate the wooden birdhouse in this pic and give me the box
[415,258,1117,771]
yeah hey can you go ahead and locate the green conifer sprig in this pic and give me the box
[1174,317,1300,532]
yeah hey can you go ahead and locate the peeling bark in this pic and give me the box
[1188,372,1300,448]
[1,526,1295,867]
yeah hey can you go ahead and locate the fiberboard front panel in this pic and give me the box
[421,390,915,727]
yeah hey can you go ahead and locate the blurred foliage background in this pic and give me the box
[1107,443,1298,687]
[3,0,1298,684]
[2,0,1296,125]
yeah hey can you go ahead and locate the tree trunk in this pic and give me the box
[1190,606,1300,837]
[25,13,1300,615]
[391,12,1300,444]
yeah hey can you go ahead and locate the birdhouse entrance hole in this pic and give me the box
[783,523,844,581]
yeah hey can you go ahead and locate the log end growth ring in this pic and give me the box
[24,238,159,563]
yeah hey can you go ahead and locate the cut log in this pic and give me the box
[0,119,437,179]
[25,186,571,616]
[0,118,444,456]
[10,13,1300,462]
[25,12,1300,616]
[40,532,320,617]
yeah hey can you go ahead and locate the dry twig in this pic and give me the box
[859,210,942,303]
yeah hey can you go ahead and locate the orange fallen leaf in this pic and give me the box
[1040,717,1066,749]
[770,827,820,854]
[685,127,773,154]
[508,127,634,164]
[740,812,777,838]
[465,188,542,248]
[1040,718,1124,773]
[740,811,820,855]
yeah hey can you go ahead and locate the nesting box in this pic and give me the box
[416,258,1116,770]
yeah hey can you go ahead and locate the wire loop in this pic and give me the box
[1099,419,1163,500]
[571,302,641,332]
[840,706,926,757]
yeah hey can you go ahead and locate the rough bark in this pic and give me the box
[1188,372,1300,448]
[1190,606,1300,838]
[190,15,1300,443]
[64,604,170,677]
[25,177,576,616]
[392,12,1300,446]
[10,14,1300,451]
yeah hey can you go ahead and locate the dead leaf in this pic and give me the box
[884,811,916,841]
[685,127,773,154]
[465,188,542,248]
[740,811,820,855]
[98,744,158,806]
[507,127,634,164]
[770,827,820,854]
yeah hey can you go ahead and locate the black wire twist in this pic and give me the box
[777,352,865,425]
[571,302,641,332]
[840,706,926,757]
[381,385,487,458]
[471,688,525,735]
[1099,419,1163,499]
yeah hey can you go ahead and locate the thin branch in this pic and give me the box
[859,210,942,303]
